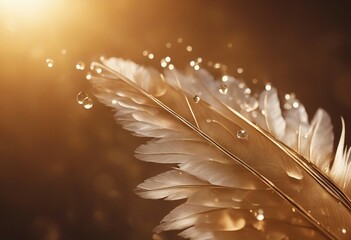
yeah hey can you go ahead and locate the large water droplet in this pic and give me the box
[236,130,248,140]
[76,91,88,104]
[83,97,93,109]
[75,61,85,70]
[256,209,264,221]
[193,95,200,103]
[46,58,54,68]
[219,84,228,95]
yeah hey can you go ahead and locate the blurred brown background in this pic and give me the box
[0,1,351,239]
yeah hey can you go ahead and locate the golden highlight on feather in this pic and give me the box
[90,58,351,240]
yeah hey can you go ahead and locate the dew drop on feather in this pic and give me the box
[46,58,54,68]
[236,130,248,140]
[76,91,89,105]
[192,95,200,103]
[83,97,93,109]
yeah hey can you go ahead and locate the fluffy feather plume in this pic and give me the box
[90,58,351,240]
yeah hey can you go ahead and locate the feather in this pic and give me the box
[90,58,351,239]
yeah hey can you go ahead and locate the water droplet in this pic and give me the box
[237,129,248,140]
[285,94,291,100]
[240,98,258,112]
[227,42,233,48]
[177,37,183,43]
[112,99,117,104]
[168,64,174,70]
[142,50,148,56]
[244,88,251,95]
[86,72,92,80]
[75,61,85,70]
[77,91,88,104]
[206,119,212,123]
[214,63,221,69]
[194,65,200,71]
[197,57,203,63]
[186,45,192,52]
[207,61,213,67]
[193,95,200,103]
[222,75,229,82]
[237,67,244,74]
[166,42,172,48]
[99,56,106,61]
[292,207,296,212]
[160,59,167,68]
[190,60,196,67]
[292,101,299,108]
[238,82,245,89]
[265,82,272,91]
[83,97,93,109]
[46,58,54,68]
[165,56,171,62]
[95,67,102,74]
[342,228,347,234]
[256,209,264,221]
[219,84,228,95]
[303,134,309,139]
[252,78,258,84]
[148,53,154,59]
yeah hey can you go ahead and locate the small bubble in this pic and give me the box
[238,82,245,89]
[83,97,93,109]
[193,95,200,103]
[186,45,192,52]
[219,84,228,95]
[168,64,174,70]
[177,37,183,43]
[46,58,54,68]
[112,99,117,104]
[165,56,171,62]
[142,50,148,56]
[197,57,203,63]
[148,53,154,59]
[194,65,200,71]
[75,61,85,70]
[256,209,264,221]
[265,83,272,91]
[237,129,248,140]
[222,75,229,82]
[237,67,244,74]
[342,228,347,234]
[227,42,233,48]
[77,91,88,104]
[285,94,291,100]
[166,42,172,48]
[190,60,196,67]
[86,72,92,80]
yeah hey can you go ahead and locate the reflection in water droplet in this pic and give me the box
[83,97,93,109]
[237,129,248,140]
[75,61,85,70]
[86,72,92,80]
[76,91,88,104]
[186,45,192,52]
[193,95,200,103]
[342,228,347,234]
[265,82,272,91]
[46,58,54,68]
[219,84,228,95]
[256,209,264,221]
[222,75,229,82]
